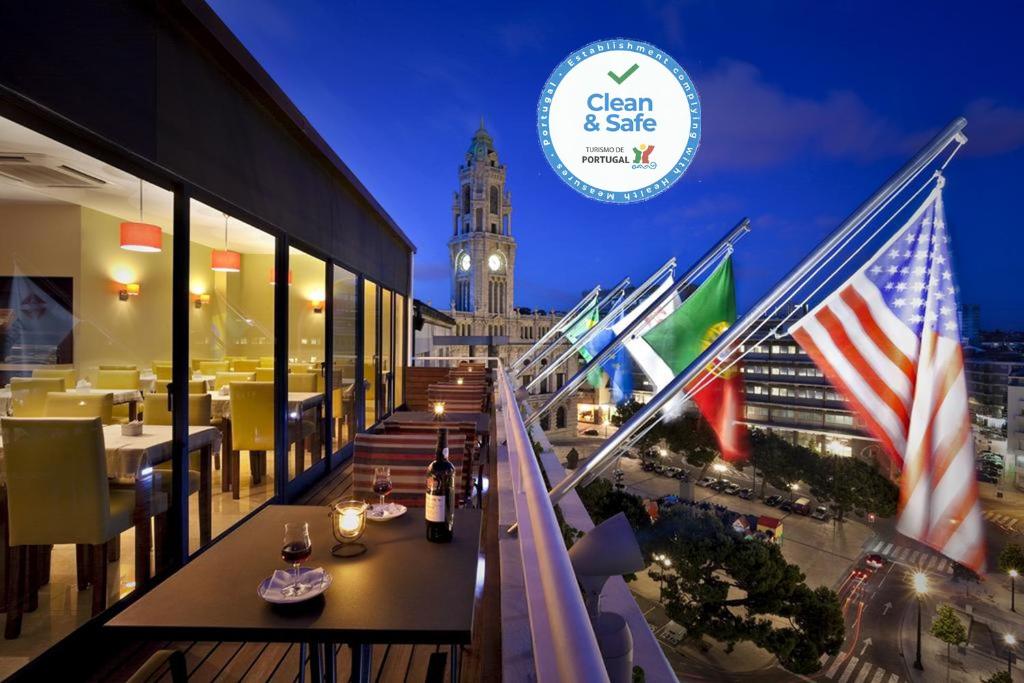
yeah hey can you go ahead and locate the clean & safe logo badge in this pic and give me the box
[537,38,701,204]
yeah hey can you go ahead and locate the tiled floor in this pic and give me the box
[0,450,280,680]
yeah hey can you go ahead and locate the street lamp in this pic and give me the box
[653,553,666,602]
[1005,633,1016,680]
[713,463,727,474]
[913,571,928,671]
[1011,569,1019,613]
[789,482,799,503]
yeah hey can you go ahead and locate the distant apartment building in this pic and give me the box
[1007,374,1024,480]
[959,303,982,345]
[964,349,1024,420]
[735,306,885,469]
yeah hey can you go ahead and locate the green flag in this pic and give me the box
[565,300,600,349]
[642,257,736,374]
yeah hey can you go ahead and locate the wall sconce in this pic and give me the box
[118,283,140,301]
[194,293,211,309]
[311,299,324,314]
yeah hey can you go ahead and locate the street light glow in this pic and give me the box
[1006,633,1017,647]
[1011,569,1019,579]
[713,463,727,473]
[913,571,928,595]
[790,483,799,491]
[663,558,672,568]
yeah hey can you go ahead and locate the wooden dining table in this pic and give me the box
[106,505,481,683]
[0,423,221,587]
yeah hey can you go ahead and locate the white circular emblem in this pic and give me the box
[459,253,471,272]
[488,253,502,272]
[537,38,701,204]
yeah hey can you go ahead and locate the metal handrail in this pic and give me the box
[497,366,610,683]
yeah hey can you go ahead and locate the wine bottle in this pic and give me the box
[426,429,455,543]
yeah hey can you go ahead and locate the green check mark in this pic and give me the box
[607,63,639,85]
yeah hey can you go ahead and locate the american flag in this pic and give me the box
[789,185,985,572]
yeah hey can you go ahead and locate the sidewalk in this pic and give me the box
[899,571,1024,682]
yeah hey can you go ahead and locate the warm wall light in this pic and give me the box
[269,268,294,285]
[120,222,162,253]
[194,293,211,309]
[311,299,324,314]
[118,283,140,301]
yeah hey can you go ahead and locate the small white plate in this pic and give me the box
[258,568,332,604]
[367,503,407,522]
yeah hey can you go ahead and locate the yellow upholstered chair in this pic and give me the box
[289,362,317,374]
[214,371,255,390]
[230,358,259,373]
[1,417,137,635]
[31,368,76,387]
[95,369,141,390]
[258,356,275,368]
[144,393,210,496]
[287,373,318,393]
[152,362,173,380]
[99,365,137,371]
[154,379,207,395]
[9,377,65,417]
[254,368,275,382]
[199,360,230,375]
[227,382,275,497]
[45,393,114,425]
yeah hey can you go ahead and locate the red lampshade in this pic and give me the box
[119,222,163,252]
[211,249,241,272]
[268,267,293,285]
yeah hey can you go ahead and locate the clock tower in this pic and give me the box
[449,119,515,315]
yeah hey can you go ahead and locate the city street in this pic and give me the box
[550,433,1024,682]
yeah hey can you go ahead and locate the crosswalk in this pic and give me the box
[984,509,1023,532]
[819,652,903,682]
[864,539,954,574]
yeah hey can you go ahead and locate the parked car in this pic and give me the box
[709,479,729,492]
[979,452,1004,464]
[792,497,812,515]
[724,483,742,496]
[659,494,681,507]
[696,476,716,488]
[778,500,795,513]
[737,488,755,500]
[763,495,784,507]
[622,450,638,460]
[663,466,681,478]
[979,461,1004,472]
[641,461,656,472]
[811,505,830,521]
[583,429,600,436]
[673,469,690,481]
[653,464,665,474]
[864,554,885,570]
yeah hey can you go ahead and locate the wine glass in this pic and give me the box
[280,522,312,597]
[372,466,393,514]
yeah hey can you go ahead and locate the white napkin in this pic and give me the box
[265,567,325,598]
[192,371,203,380]
[76,379,92,392]
[219,385,230,396]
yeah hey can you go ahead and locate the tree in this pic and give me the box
[747,429,808,497]
[577,478,652,533]
[565,448,580,470]
[997,543,1024,574]
[807,456,898,520]
[930,604,967,682]
[611,398,661,453]
[662,413,720,476]
[980,671,1012,683]
[648,511,844,674]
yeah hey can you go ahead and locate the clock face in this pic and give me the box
[488,253,502,272]
[459,253,471,272]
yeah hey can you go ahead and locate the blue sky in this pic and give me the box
[209,0,1024,329]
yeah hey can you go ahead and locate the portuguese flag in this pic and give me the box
[641,257,749,462]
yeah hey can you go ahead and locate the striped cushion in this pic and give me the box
[353,432,466,508]
[382,421,478,494]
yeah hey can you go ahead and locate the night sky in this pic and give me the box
[208,1,1024,329]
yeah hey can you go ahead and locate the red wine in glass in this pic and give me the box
[281,522,312,597]
[373,466,393,511]
[281,542,312,564]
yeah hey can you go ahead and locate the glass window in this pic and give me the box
[395,292,405,408]
[189,197,277,551]
[363,279,378,426]
[332,265,358,450]
[381,288,393,415]
[287,245,326,482]
[0,114,172,662]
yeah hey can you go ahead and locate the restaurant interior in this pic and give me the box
[0,113,407,672]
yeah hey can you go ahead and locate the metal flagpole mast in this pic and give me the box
[510,284,601,372]
[539,116,968,510]
[524,257,677,393]
[515,277,631,379]
[524,218,751,427]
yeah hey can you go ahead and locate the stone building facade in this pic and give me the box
[445,122,579,436]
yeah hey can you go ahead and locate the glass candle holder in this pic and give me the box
[433,401,446,421]
[328,499,368,557]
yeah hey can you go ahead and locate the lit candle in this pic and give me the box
[433,401,446,419]
[339,509,361,537]
[456,377,464,385]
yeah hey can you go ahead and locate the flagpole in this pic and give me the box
[510,284,601,372]
[524,257,677,393]
[537,116,968,512]
[514,277,631,379]
[524,218,751,427]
